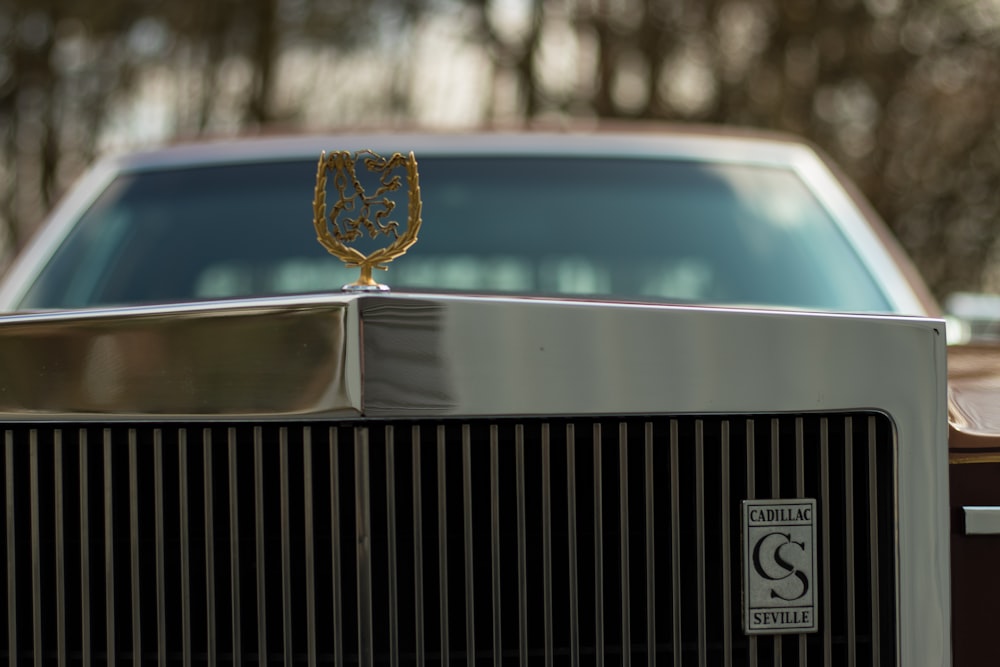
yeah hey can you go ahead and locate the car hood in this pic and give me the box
[948,343,1000,461]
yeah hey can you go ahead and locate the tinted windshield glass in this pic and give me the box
[19,157,891,312]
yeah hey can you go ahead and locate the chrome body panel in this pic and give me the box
[0,292,943,421]
[0,296,362,418]
[0,292,950,664]
[359,294,942,420]
[963,506,1000,535]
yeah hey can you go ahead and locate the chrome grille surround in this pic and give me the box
[0,293,951,664]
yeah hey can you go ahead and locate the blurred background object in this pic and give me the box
[945,291,1000,343]
[1,0,999,305]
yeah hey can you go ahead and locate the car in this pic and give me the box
[0,129,959,664]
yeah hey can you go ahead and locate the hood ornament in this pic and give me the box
[312,149,422,292]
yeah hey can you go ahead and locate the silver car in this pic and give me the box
[0,129,950,666]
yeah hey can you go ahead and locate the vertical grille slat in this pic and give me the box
[618,422,631,667]
[746,420,758,667]
[867,417,881,663]
[515,425,528,667]
[643,422,656,667]
[795,419,807,666]
[436,426,450,665]
[355,427,373,667]
[593,423,605,667]
[721,421,732,667]
[461,425,475,666]
[154,430,167,667]
[566,423,581,667]
[384,426,400,667]
[103,429,116,666]
[128,429,141,666]
[410,425,424,667]
[78,430,91,667]
[6,431,16,667]
[489,425,502,666]
[226,427,242,665]
[29,431,41,667]
[201,428,216,666]
[1,413,897,666]
[820,419,832,667]
[54,430,67,667]
[303,427,318,667]
[695,420,707,667]
[178,429,193,667]
[330,426,344,667]
[253,427,268,665]
[669,420,682,667]
[769,419,782,667]
[279,427,294,666]
[845,419,857,667]
[541,424,554,666]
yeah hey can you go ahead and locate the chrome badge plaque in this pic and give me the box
[742,498,818,635]
[312,149,422,291]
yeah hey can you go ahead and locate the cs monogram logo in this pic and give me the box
[752,532,809,602]
[742,499,818,635]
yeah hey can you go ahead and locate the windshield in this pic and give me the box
[18,156,892,312]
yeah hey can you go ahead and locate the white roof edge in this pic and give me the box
[110,129,818,172]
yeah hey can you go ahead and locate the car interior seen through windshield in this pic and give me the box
[19,156,891,313]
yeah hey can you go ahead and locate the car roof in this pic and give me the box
[109,126,820,173]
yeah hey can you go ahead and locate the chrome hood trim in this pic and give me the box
[359,295,943,419]
[0,296,362,418]
[0,293,944,421]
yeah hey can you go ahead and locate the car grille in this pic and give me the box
[1,413,896,665]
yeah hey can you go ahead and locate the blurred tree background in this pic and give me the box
[1,0,998,301]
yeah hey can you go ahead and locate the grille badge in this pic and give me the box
[742,498,819,635]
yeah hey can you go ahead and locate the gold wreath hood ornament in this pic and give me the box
[312,149,422,292]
